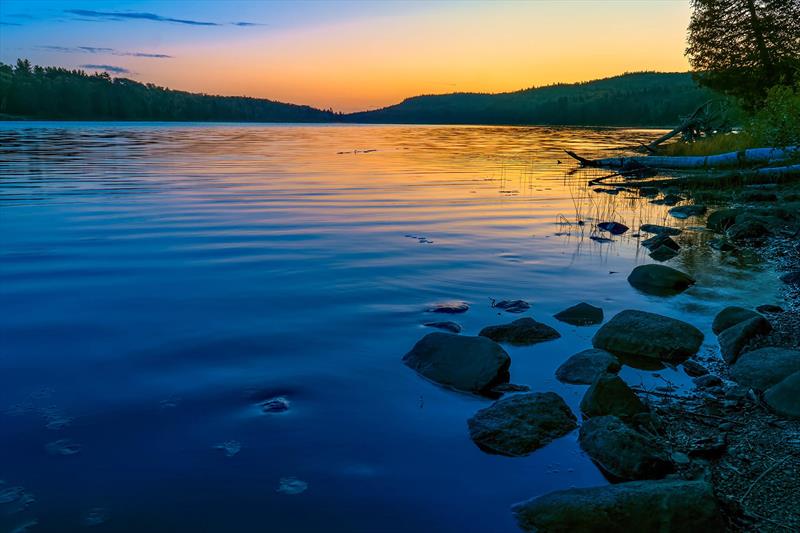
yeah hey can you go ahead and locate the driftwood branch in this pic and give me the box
[565,146,799,170]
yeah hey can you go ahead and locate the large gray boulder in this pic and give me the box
[556,349,620,385]
[718,315,772,365]
[730,347,800,391]
[627,265,695,295]
[592,310,704,362]
[712,306,761,335]
[512,479,724,532]
[553,302,604,326]
[479,317,560,346]
[467,392,577,457]
[402,333,510,395]
[764,371,800,419]
[578,416,673,481]
[580,374,647,419]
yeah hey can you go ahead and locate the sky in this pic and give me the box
[0,0,692,112]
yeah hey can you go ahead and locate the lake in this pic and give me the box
[0,123,781,532]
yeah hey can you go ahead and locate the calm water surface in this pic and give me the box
[0,123,782,532]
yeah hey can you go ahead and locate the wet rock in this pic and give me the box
[578,416,673,480]
[780,271,800,285]
[402,332,510,395]
[712,306,761,335]
[553,302,603,326]
[727,219,770,242]
[597,221,629,235]
[580,374,647,419]
[423,321,462,334]
[556,349,620,385]
[45,438,81,456]
[706,208,742,232]
[764,371,800,419]
[638,187,659,197]
[708,238,735,252]
[718,315,772,365]
[740,190,777,202]
[512,479,723,532]
[490,383,531,395]
[682,359,709,377]
[214,440,241,457]
[261,397,290,414]
[277,476,308,495]
[641,233,680,251]
[693,374,722,389]
[479,317,560,346]
[627,265,695,295]
[494,299,531,313]
[640,224,681,236]
[467,392,577,457]
[649,245,679,262]
[756,304,784,314]
[730,347,800,391]
[652,193,682,206]
[426,301,469,314]
[592,310,704,362]
[668,204,707,219]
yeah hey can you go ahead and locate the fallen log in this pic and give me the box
[566,146,799,170]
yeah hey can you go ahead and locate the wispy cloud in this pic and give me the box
[1,21,23,26]
[40,45,172,59]
[64,9,263,27]
[80,64,131,74]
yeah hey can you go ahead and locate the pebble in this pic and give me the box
[261,397,290,414]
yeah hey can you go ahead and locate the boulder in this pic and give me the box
[593,310,704,362]
[727,219,770,242]
[467,392,577,456]
[764,371,800,419]
[640,224,681,236]
[756,304,784,314]
[423,321,462,334]
[597,222,629,235]
[627,265,694,295]
[580,374,647,419]
[649,245,679,262]
[718,316,772,365]
[578,416,673,481]
[668,205,707,219]
[730,347,800,391]
[402,333,510,395]
[641,233,680,251]
[555,349,621,385]
[479,317,560,346]
[553,302,604,326]
[494,299,531,313]
[780,271,800,285]
[682,359,709,377]
[512,479,724,532]
[711,306,761,335]
[426,301,469,314]
[706,208,742,232]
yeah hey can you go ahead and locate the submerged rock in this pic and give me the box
[490,383,531,395]
[641,233,680,251]
[727,219,770,242]
[668,204,707,219]
[640,224,681,236]
[578,415,673,481]
[627,264,695,295]
[580,373,647,419]
[708,238,736,252]
[479,317,560,346]
[423,321,462,334]
[402,332,510,395]
[467,392,577,456]
[730,347,800,391]
[780,271,800,285]
[592,310,704,362]
[45,438,81,456]
[261,397,291,414]
[556,349,620,385]
[553,302,604,326]
[651,193,682,206]
[718,315,772,365]
[712,306,761,335]
[493,299,531,313]
[764,371,800,419]
[426,301,469,314]
[277,476,308,495]
[512,479,723,532]
[649,245,679,262]
[693,374,723,389]
[756,304,784,314]
[214,440,241,457]
[706,208,742,232]
[682,359,709,377]
[597,221,629,235]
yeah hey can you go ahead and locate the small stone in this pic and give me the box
[711,306,760,335]
[718,315,772,365]
[423,321,462,334]
[649,245,679,262]
[640,224,681,236]
[479,317,560,346]
[427,301,469,314]
[45,438,81,456]
[779,271,800,285]
[641,233,680,251]
[214,440,241,457]
[277,476,308,495]
[668,204,707,219]
[580,374,648,419]
[764,371,800,419]
[261,397,290,414]
[556,349,621,385]
[494,299,531,313]
[682,360,709,377]
[693,375,722,389]
[671,451,690,465]
[756,304,784,314]
[597,221,629,235]
[553,302,604,326]
[490,383,531,394]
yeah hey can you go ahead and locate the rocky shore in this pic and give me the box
[402,177,800,531]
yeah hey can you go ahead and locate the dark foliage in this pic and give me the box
[686,0,800,109]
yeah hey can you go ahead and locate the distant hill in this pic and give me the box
[0,60,337,122]
[343,72,714,127]
[1,61,712,126]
